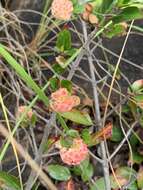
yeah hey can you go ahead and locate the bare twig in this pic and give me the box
[82,20,111,190]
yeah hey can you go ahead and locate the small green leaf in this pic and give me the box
[31,113,37,126]
[60,136,73,148]
[46,164,71,181]
[90,177,106,190]
[81,129,92,145]
[129,151,143,164]
[90,167,137,190]
[73,4,85,14]
[61,80,72,92]
[111,126,123,142]
[56,29,71,52]
[128,182,138,190]
[66,129,79,138]
[113,7,143,23]
[130,134,139,148]
[115,167,136,183]
[80,157,89,169]
[65,48,77,56]
[81,163,94,182]
[0,171,21,190]
[105,23,127,38]
[57,113,69,131]
[60,109,93,126]
[52,63,65,75]
[100,0,117,13]
[72,165,82,176]
[49,77,59,91]
[72,158,93,181]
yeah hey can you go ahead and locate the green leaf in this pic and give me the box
[61,80,72,92]
[57,113,69,131]
[128,182,138,190]
[111,126,123,142]
[115,167,137,184]
[72,158,93,181]
[80,157,90,169]
[31,113,37,126]
[81,163,94,182]
[56,29,71,52]
[65,48,78,56]
[66,129,79,138]
[105,23,127,38]
[0,171,21,190]
[129,151,143,164]
[49,77,59,91]
[130,134,139,148]
[81,129,92,145]
[60,136,73,148]
[90,177,106,190]
[73,4,85,14]
[60,109,93,126]
[46,164,71,181]
[100,0,117,13]
[0,44,49,106]
[130,79,143,93]
[52,63,65,75]
[113,7,143,23]
[90,167,136,190]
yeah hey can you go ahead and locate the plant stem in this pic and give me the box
[82,20,111,190]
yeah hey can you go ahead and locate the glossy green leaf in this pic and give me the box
[130,134,139,148]
[90,177,106,190]
[111,126,123,142]
[128,182,138,190]
[46,165,71,181]
[60,136,73,148]
[113,7,143,23]
[60,109,93,126]
[73,4,85,14]
[81,129,92,145]
[115,167,136,183]
[52,63,65,74]
[49,77,59,91]
[105,23,127,38]
[72,158,93,182]
[0,171,21,190]
[56,29,71,52]
[66,129,79,138]
[100,0,117,13]
[90,167,136,190]
[72,158,89,175]
[81,163,94,182]
[61,80,72,92]
[57,113,69,131]
[129,151,143,164]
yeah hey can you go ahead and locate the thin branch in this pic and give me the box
[82,20,111,190]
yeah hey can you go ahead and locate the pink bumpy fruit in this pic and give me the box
[59,138,88,165]
[51,0,73,20]
[50,88,80,113]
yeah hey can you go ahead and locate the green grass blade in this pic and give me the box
[0,44,49,105]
